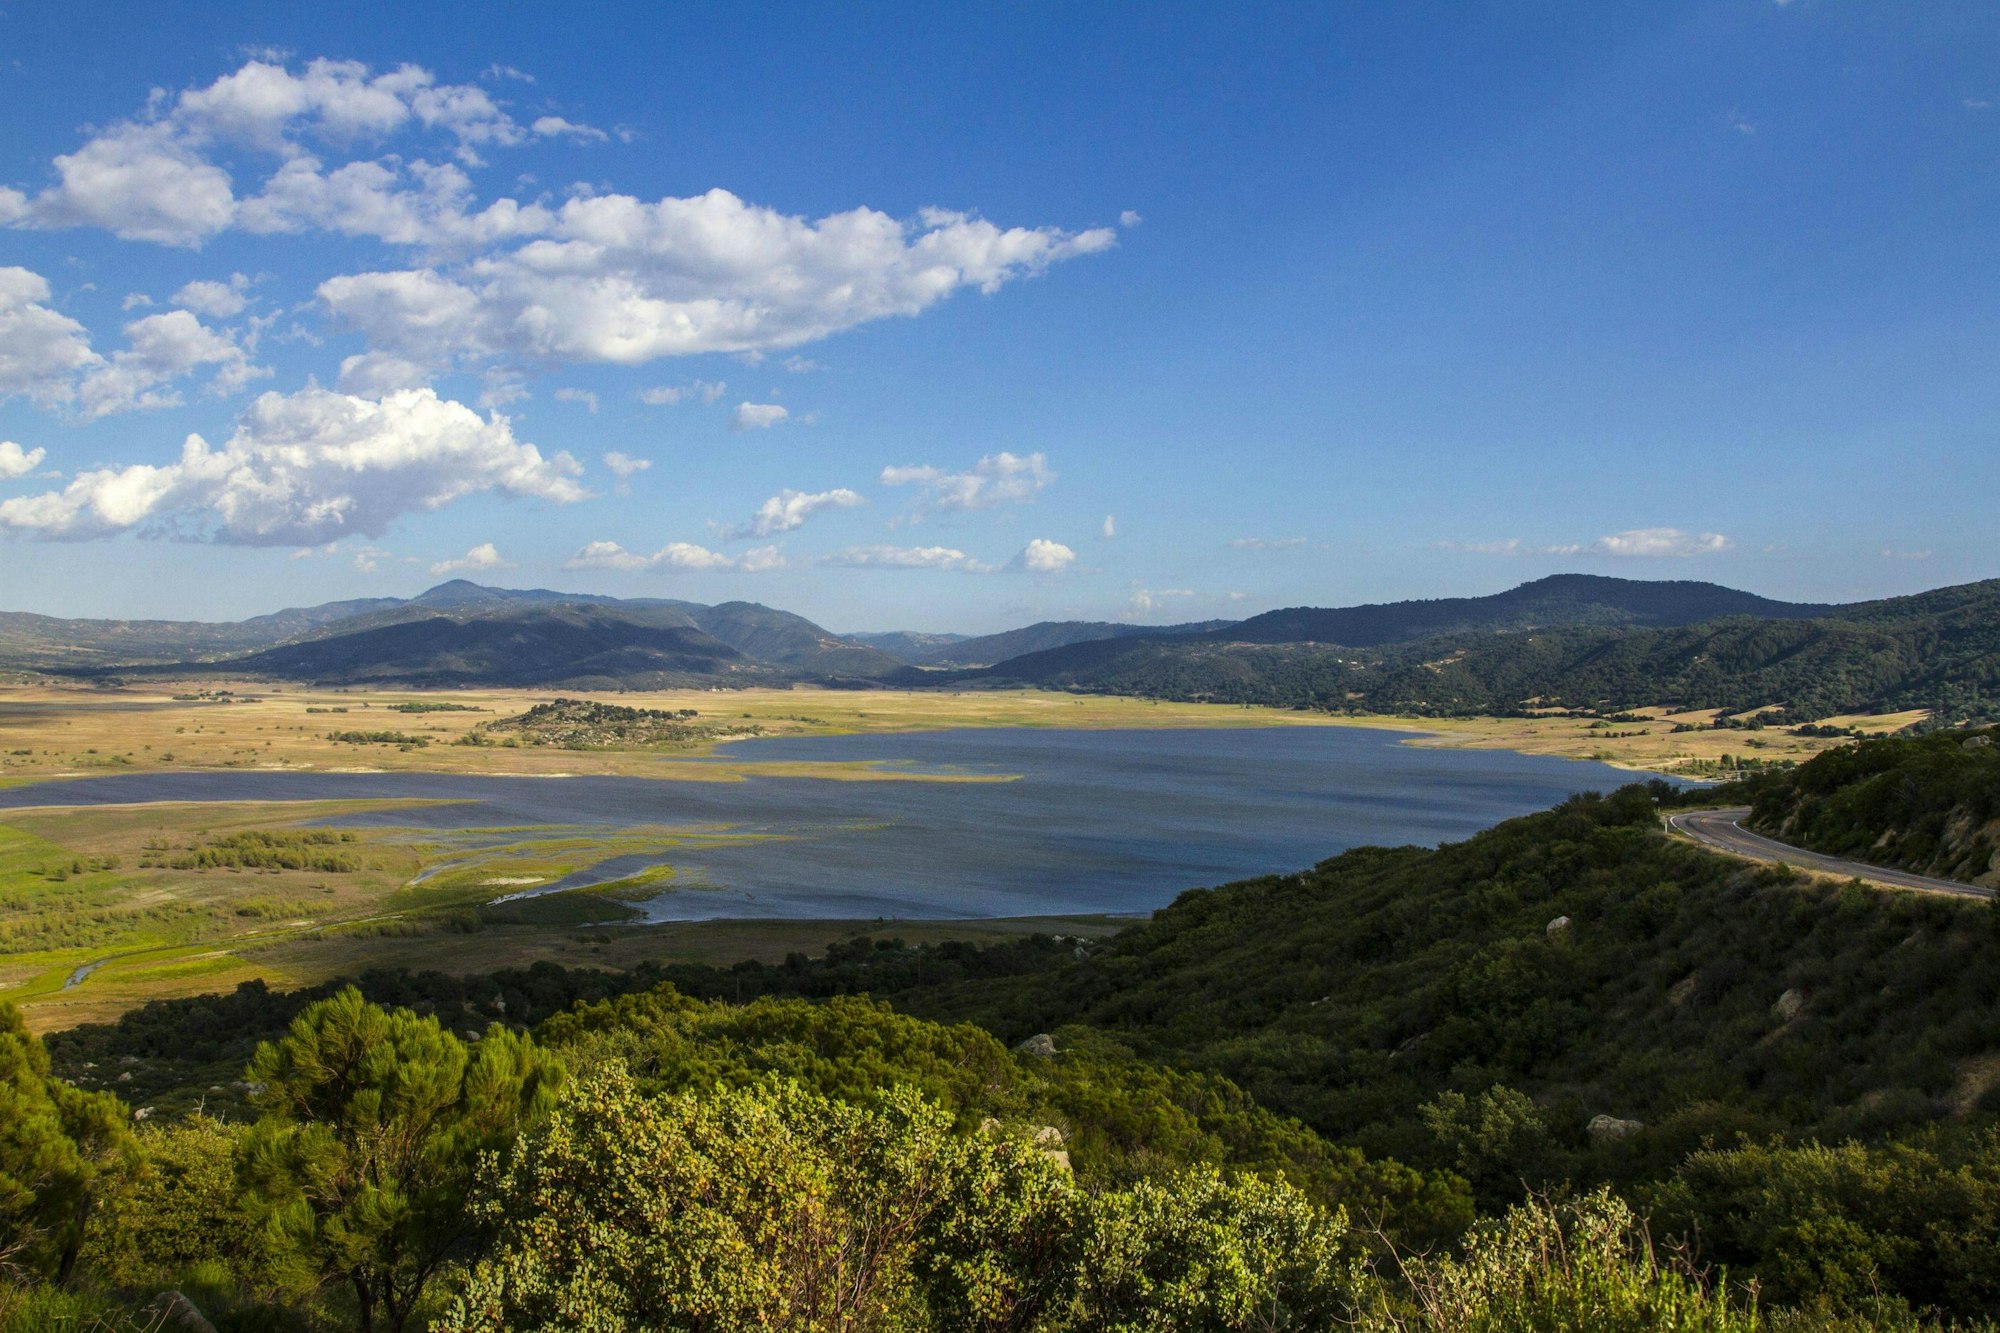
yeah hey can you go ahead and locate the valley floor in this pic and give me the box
[0,682,1921,1031]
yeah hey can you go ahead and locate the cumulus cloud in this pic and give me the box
[338,351,436,396]
[430,541,511,574]
[0,385,583,544]
[172,273,252,318]
[718,486,863,541]
[1227,536,1306,550]
[818,544,994,572]
[0,267,102,409]
[563,538,781,572]
[732,401,789,431]
[601,451,651,480]
[639,379,725,406]
[553,386,598,413]
[1014,538,1076,573]
[879,450,1052,517]
[1101,514,1116,540]
[6,58,575,247]
[240,155,556,251]
[77,310,267,419]
[316,192,1116,371]
[0,442,47,479]
[1120,210,1143,227]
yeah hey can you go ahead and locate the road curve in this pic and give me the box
[1666,807,1995,900]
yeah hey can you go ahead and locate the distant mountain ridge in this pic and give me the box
[8,574,1995,720]
[901,618,1239,667]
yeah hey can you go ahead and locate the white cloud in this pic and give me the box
[1120,210,1143,227]
[172,273,251,317]
[430,541,511,574]
[531,116,606,143]
[1881,547,1932,561]
[0,385,584,545]
[553,386,599,413]
[77,310,267,419]
[20,121,236,246]
[0,442,47,479]
[563,539,652,571]
[782,355,822,373]
[719,486,864,540]
[0,268,103,409]
[1227,536,1306,550]
[602,451,651,480]
[1590,528,1731,558]
[316,191,1116,371]
[819,544,993,572]
[1015,538,1076,573]
[241,155,555,250]
[339,351,436,395]
[880,450,1052,516]
[8,57,557,247]
[1100,514,1116,540]
[1437,528,1732,558]
[639,379,725,406]
[563,538,781,572]
[732,401,789,431]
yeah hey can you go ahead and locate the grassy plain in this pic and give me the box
[0,681,1924,1030]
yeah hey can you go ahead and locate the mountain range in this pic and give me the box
[6,573,1996,721]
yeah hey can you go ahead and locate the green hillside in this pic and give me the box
[970,578,2000,723]
[1744,726,2000,888]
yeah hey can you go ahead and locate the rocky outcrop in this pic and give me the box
[1587,1114,1643,1142]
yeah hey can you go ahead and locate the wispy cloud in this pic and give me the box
[1437,527,1732,559]
[564,539,782,573]
[640,379,726,406]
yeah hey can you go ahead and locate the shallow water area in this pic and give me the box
[0,726,1664,921]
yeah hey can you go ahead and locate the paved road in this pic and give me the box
[1666,807,1994,900]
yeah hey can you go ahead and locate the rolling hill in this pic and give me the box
[952,577,2000,724]
[3,580,903,686]
[226,603,760,687]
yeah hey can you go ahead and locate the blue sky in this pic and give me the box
[0,2,1994,632]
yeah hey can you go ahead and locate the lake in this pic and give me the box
[0,726,1659,921]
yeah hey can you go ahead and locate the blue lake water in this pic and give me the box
[0,726,1660,922]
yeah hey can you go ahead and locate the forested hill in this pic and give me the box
[960,577,2000,723]
[1744,725,2000,888]
[1217,573,1833,646]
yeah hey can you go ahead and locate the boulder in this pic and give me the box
[1546,915,1571,938]
[148,1292,218,1333]
[1587,1114,1643,1142]
[1772,988,1806,1022]
[1016,1033,1058,1059]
